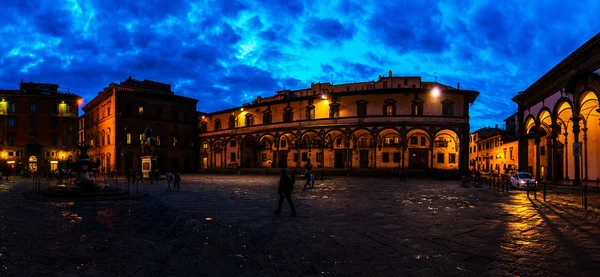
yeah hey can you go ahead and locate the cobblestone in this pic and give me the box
[1,175,600,276]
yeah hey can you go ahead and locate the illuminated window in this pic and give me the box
[203,143,208,149]
[156,136,161,146]
[173,137,177,146]
[412,99,424,116]
[449,153,456,163]
[139,134,144,144]
[127,133,131,144]
[383,100,396,116]
[138,106,144,116]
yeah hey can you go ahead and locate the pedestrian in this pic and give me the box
[173,172,181,191]
[302,158,314,191]
[166,170,173,192]
[275,169,296,216]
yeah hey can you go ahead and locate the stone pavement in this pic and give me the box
[1,175,600,276]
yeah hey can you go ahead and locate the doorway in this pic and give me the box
[359,150,369,168]
[202,157,208,169]
[408,149,428,169]
[28,156,38,173]
[334,150,344,168]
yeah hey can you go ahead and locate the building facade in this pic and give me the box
[198,72,479,175]
[82,77,198,173]
[0,82,81,174]
[469,127,518,174]
[513,32,600,185]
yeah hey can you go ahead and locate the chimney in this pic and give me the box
[495,124,498,129]
[457,82,460,90]
[388,70,392,78]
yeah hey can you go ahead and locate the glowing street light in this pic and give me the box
[431,87,441,98]
[321,94,328,100]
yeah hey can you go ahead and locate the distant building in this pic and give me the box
[504,112,518,138]
[198,72,479,175]
[469,126,518,174]
[78,115,85,145]
[512,32,600,185]
[0,82,81,174]
[82,77,198,173]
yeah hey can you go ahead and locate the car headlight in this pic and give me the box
[520,180,525,184]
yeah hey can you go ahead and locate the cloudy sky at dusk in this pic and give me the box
[1,0,599,131]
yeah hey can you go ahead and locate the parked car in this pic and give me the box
[510,172,537,189]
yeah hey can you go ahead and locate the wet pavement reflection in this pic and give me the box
[0,175,599,276]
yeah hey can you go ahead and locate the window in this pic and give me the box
[293,153,299,162]
[203,143,209,149]
[284,109,293,122]
[329,104,340,118]
[383,100,396,116]
[126,133,131,144]
[306,106,315,120]
[51,133,58,146]
[357,101,367,117]
[8,102,15,113]
[7,133,16,146]
[442,100,454,117]
[263,112,272,124]
[30,118,37,129]
[382,152,390,163]
[230,140,237,147]
[107,102,111,116]
[393,152,400,163]
[262,153,267,162]
[51,103,59,114]
[201,122,208,133]
[412,100,424,116]
[449,153,456,163]
[51,118,58,128]
[67,105,73,114]
[156,136,161,146]
[156,107,163,118]
[214,119,221,131]
[383,81,388,88]
[29,103,37,112]
[138,106,144,116]
[7,116,16,128]
[316,153,323,162]
[410,137,418,145]
[404,79,408,85]
[420,137,426,146]
[281,140,287,147]
[228,116,235,129]
[107,129,111,145]
[336,138,343,147]
[245,114,254,126]
[301,152,308,161]
[102,131,106,146]
[230,153,236,162]
[509,148,513,160]
[437,153,444,163]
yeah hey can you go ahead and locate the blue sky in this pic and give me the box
[1,0,599,131]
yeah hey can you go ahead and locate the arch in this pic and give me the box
[434,129,460,147]
[323,128,345,139]
[552,97,574,120]
[378,128,402,145]
[566,71,600,106]
[300,129,320,141]
[524,114,537,133]
[536,106,553,124]
[406,128,431,144]
[579,90,600,124]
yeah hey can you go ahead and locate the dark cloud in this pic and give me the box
[1,0,599,131]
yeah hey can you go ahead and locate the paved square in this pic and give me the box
[1,175,600,276]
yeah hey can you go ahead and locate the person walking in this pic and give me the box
[275,169,296,216]
[166,171,173,192]
[173,172,181,191]
[302,159,314,191]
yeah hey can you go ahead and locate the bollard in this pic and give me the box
[543,181,546,202]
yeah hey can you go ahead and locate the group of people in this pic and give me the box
[275,159,318,217]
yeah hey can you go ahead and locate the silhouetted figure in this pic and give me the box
[166,170,173,192]
[302,159,314,191]
[275,169,296,216]
[173,172,181,191]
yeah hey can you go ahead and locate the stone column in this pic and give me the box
[563,133,568,179]
[572,116,581,187]
[550,123,560,185]
[534,136,541,181]
[517,108,528,172]
[582,127,588,181]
